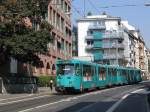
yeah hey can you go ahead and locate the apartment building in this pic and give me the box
[121,21,139,68]
[33,0,72,76]
[77,13,129,66]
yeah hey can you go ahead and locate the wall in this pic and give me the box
[105,20,119,31]
[78,21,91,57]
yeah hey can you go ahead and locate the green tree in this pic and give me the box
[0,0,53,66]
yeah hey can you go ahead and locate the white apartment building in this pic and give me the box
[77,13,149,73]
[77,13,132,66]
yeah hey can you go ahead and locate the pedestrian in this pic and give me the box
[49,79,53,91]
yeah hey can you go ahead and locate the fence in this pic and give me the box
[2,76,38,93]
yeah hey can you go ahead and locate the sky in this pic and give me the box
[72,0,150,48]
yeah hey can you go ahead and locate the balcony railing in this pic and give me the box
[85,45,94,49]
[102,44,124,49]
[103,54,125,59]
[85,35,93,39]
[88,24,106,30]
[85,32,124,40]
[103,32,124,39]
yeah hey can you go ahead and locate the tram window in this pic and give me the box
[117,69,121,76]
[122,70,126,76]
[99,67,103,80]
[108,68,112,76]
[92,67,96,76]
[103,68,106,80]
[75,64,81,75]
[99,67,106,80]
[112,69,116,76]
[83,65,92,77]
[57,64,75,75]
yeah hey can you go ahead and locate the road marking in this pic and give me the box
[131,89,145,93]
[19,99,64,112]
[0,94,33,102]
[77,89,133,112]
[106,88,147,112]
[18,85,133,112]
[0,94,51,106]
[106,94,130,112]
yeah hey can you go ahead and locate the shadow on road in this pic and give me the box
[57,101,116,112]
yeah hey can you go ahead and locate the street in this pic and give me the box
[0,81,150,112]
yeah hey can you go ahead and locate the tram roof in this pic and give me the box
[56,59,141,71]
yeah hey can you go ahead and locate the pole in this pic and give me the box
[84,0,85,17]
[116,39,118,65]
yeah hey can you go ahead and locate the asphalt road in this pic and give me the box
[0,82,149,112]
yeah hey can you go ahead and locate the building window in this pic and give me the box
[61,0,64,10]
[64,2,67,12]
[62,39,64,50]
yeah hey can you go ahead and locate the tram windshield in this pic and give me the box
[57,64,75,75]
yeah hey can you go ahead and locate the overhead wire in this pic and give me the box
[99,3,144,8]
[87,0,99,14]
[72,4,84,17]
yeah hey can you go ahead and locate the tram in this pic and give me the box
[55,59,142,93]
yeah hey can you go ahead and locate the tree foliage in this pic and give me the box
[0,0,53,66]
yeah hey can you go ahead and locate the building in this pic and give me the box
[72,26,78,56]
[77,13,149,77]
[77,13,128,66]
[33,0,72,76]
[2,0,72,77]
[121,21,139,68]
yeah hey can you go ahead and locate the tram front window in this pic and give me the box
[58,64,75,75]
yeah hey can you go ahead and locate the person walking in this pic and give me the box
[49,79,53,91]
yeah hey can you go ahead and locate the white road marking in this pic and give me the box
[131,89,145,93]
[0,94,33,102]
[106,88,148,112]
[18,86,132,112]
[0,94,51,106]
[106,94,130,112]
[19,100,64,112]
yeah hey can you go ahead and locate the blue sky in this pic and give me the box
[72,0,150,48]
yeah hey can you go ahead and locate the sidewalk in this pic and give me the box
[0,87,56,99]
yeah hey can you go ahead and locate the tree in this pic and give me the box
[0,0,53,66]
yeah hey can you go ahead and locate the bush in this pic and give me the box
[37,76,55,87]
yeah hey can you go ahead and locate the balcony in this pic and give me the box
[103,54,125,59]
[102,44,124,49]
[85,35,94,40]
[85,45,94,50]
[88,24,106,30]
[103,32,124,40]
[85,32,124,41]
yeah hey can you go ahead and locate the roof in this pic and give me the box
[77,14,121,22]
